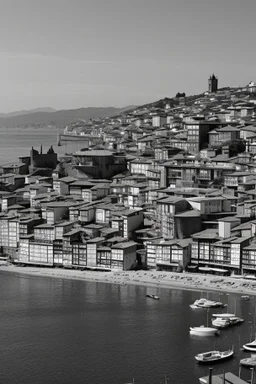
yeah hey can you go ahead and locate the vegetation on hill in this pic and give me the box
[211,139,246,157]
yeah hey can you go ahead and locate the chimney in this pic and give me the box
[209,368,213,384]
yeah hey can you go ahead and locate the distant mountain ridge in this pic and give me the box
[0,107,56,118]
[0,106,136,128]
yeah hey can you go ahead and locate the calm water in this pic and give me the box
[0,271,255,384]
[0,127,88,165]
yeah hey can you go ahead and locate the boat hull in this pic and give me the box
[243,345,256,352]
[190,327,219,336]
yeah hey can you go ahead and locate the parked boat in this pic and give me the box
[211,314,244,327]
[190,308,219,336]
[241,295,250,301]
[190,298,225,309]
[243,339,256,352]
[212,317,231,328]
[146,294,160,300]
[229,316,244,325]
[190,326,219,336]
[240,354,256,367]
[195,348,234,363]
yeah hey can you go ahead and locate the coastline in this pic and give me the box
[1,263,256,297]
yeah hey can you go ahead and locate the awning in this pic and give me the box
[199,267,212,272]
[198,267,228,273]
[156,261,179,266]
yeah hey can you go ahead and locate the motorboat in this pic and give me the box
[229,316,244,325]
[190,326,219,336]
[243,339,256,352]
[240,354,256,367]
[211,312,244,327]
[212,317,231,328]
[241,295,250,301]
[146,294,160,300]
[190,298,225,309]
[195,348,233,363]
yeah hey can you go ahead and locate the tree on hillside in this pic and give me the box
[176,92,186,98]
[211,139,246,157]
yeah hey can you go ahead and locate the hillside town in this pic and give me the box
[2,75,256,276]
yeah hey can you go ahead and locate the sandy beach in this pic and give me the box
[1,262,256,297]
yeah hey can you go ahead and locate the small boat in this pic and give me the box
[195,348,234,363]
[212,317,231,329]
[243,339,256,352]
[146,294,160,300]
[242,295,250,301]
[190,298,225,309]
[190,326,219,337]
[240,354,256,367]
[190,309,219,336]
[229,316,244,325]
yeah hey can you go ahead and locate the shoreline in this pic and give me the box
[1,263,256,297]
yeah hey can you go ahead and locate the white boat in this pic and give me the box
[243,339,256,352]
[190,326,219,336]
[240,354,256,367]
[212,313,235,318]
[212,317,231,328]
[190,298,225,309]
[190,308,219,336]
[211,314,244,327]
[195,348,233,363]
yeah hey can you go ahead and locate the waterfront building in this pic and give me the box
[147,238,191,271]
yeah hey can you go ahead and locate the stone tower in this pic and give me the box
[208,74,218,93]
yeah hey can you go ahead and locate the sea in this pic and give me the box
[0,127,88,166]
[0,270,255,384]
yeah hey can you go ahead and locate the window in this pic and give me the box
[199,242,210,261]
[171,247,182,262]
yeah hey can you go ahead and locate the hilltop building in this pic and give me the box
[208,74,218,93]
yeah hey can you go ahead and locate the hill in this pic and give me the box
[0,106,136,129]
[0,107,56,118]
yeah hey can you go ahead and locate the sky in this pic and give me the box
[0,0,256,112]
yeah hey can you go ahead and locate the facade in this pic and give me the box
[72,150,127,179]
